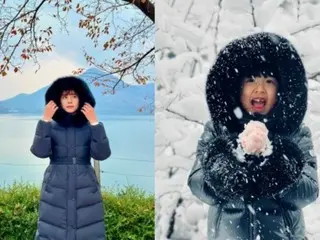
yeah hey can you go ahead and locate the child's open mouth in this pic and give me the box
[251,98,266,112]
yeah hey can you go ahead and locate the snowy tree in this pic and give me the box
[156,0,320,239]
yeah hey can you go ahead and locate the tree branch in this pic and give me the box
[308,72,320,83]
[0,0,30,48]
[184,0,194,22]
[291,21,320,35]
[29,0,46,50]
[0,0,30,32]
[214,0,223,56]
[88,47,154,79]
[122,0,154,23]
[1,32,25,74]
[205,9,215,33]
[250,0,257,27]
[165,108,204,125]
[297,0,301,22]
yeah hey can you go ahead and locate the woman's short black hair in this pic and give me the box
[45,76,96,108]
[45,76,96,127]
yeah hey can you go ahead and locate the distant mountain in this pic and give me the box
[0,68,154,115]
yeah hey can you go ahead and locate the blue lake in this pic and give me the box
[0,114,154,194]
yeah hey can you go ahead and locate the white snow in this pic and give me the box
[234,107,243,119]
[156,0,320,239]
[248,204,256,215]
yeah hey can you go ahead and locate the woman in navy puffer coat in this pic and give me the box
[31,76,111,240]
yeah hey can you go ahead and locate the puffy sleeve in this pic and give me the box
[250,125,319,209]
[90,122,111,160]
[188,121,250,204]
[30,120,52,158]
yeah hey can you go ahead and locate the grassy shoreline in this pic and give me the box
[0,182,154,240]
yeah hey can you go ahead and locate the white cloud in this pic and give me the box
[0,53,82,100]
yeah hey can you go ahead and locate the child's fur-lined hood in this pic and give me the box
[206,32,308,135]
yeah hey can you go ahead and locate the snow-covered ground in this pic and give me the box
[156,0,320,239]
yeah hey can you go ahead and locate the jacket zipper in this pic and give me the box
[253,209,257,239]
[66,126,70,238]
[247,202,256,240]
[249,206,253,240]
[72,127,77,239]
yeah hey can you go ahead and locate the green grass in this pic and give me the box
[0,182,154,240]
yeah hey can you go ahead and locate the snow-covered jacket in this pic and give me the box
[188,32,319,240]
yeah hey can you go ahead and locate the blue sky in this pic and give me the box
[0,1,154,100]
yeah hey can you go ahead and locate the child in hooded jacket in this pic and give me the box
[31,76,111,240]
[188,32,319,240]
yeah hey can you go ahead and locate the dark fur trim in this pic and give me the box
[248,135,305,198]
[45,76,96,127]
[206,32,308,135]
[200,135,250,200]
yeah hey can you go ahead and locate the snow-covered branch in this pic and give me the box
[308,72,320,83]
[214,0,223,56]
[297,0,301,22]
[165,108,204,125]
[205,9,215,33]
[250,0,257,27]
[291,21,320,35]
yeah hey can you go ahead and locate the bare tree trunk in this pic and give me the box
[123,0,155,23]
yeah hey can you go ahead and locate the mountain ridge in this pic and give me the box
[0,68,154,115]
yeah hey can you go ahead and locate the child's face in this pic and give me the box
[240,76,278,115]
[60,90,79,113]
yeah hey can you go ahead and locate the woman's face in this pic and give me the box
[60,90,79,113]
[240,76,278,115]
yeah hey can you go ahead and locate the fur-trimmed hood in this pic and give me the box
[206,32,308,135]
[45,76,96,127]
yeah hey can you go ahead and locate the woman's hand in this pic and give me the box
[43,100,58,121]
[81,102,98,125]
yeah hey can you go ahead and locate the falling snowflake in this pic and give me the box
[248,204,256,215]
[283,154,289,161]
[234,107,243,119]
[259,158,268,166]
